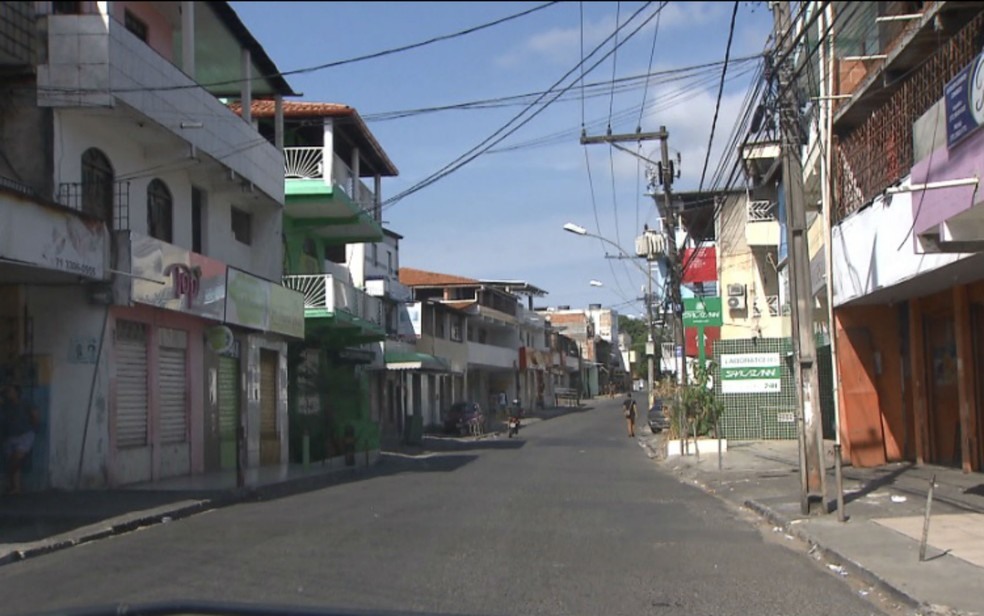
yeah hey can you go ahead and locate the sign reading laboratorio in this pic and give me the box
[0,195,107,279]
[224,268,305,339]
[130,233,226,319]
[720,353,781,393]
[945,51,984,149]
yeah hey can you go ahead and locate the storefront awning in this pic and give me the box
[384,352,451,372]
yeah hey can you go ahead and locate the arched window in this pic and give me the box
[147,179,173,242]
[81,148,114,223]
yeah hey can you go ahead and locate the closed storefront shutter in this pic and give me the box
[159,329,188,445]
[218,355,239,469]
[115,320,148,448]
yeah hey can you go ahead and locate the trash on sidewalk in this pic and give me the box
[891,495,907,503]
[827,563,848,576]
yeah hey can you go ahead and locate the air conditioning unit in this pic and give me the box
[727,284,747,311]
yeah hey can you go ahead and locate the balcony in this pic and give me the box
[37,13,284,202]
[467,341,517,370]
[746,200,781,247]
[0,1,33,68]
[283,147,382,242]
[283,274,384,340]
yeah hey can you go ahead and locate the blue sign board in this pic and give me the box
[946,51,984,149]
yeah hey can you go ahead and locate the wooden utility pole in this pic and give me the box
[580,128,685,401]
[772,1,826,513]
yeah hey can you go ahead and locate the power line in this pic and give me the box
[697,1,740,193]
[381,1,665,211]
[37,2,562,96]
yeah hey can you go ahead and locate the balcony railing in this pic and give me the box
[56,181,131,230]
[747,200,776,222]
[283,147,379,214]
[283,274,383,328]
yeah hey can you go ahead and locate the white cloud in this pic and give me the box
[494,2,727,69]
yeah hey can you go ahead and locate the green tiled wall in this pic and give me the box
[713,338,797,440]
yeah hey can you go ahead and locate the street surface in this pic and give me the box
[0,398,886,616]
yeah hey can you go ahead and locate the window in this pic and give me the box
[479,329,487,344]
[124,10,148,42]
[81,148,114,223]
[324,243,345,264]
[435,312,446,339]
[372,244,379,267]
[450,315,463,342]
[231,207,252,245]
[146,179,173,243]
[52,2,82,14]
[387,251,393,273]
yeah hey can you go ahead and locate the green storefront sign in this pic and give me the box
[225,268,305,339]
[682,297,723,327]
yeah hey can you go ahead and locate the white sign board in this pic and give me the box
[720,353,782,393]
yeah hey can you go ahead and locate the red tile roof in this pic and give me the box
[226,100,398,176]
[399,267,479,287]
[545,313,588,324]
[227,100,355,119]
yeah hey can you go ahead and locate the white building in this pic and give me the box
[0,1,303,489]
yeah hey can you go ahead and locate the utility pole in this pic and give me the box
[580,127,684,404]
[772,1,827,514]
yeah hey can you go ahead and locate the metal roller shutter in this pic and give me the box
[218,355,238,469]
[115,320,148,448]
[159,330,188,445]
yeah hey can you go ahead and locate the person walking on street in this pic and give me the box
[622,393,638,437]
[2,383,39,495]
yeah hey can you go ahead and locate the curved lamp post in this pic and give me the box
[563,222,658,406]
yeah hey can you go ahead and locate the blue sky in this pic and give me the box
[232,1,774,316]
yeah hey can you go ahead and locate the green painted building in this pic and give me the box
[249,100,399,462]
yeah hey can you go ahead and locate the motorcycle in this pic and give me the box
[507,415,521,438]
[507,399,522,438]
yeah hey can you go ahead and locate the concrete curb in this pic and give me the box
[742,498,926,613]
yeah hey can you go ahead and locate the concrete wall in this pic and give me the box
[27,286,110,488]
[717,192,786,340]
[832,188,971,306]
[54,109,282,281]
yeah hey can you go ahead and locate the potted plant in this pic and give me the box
[666,363,726,458]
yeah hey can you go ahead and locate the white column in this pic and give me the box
[374,175,382,221]
[181,1,195,77]
[240,48,252,125]
[322,119,334,186]
[351,148,360,203]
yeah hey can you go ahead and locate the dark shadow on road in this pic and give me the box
[16,598,502,616]
[841,463,915,506]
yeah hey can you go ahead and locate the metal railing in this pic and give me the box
[56,181,131,230]
[283,146,323,179]
[282,274,383,327]
[747,200,776,222]
[766,295,781,317]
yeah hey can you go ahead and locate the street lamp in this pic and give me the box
[563,221,657,406]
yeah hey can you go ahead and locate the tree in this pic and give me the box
[618,315,660,380]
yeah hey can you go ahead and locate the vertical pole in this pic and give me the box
[919,475,936,562]
[820,0,846,519]
[240,49,252,125]
[660,128,685,387]
[698,325,706,369]
[647,259,655,409]
[773,1,826,512]
[180,2,195,77]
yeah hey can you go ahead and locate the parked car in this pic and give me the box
[648,399,669,433]
[443,401,484,436]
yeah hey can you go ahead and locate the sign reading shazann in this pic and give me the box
[682,297,723,327]
[720,352,782,393]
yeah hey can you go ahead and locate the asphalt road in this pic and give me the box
[0,398,885,616]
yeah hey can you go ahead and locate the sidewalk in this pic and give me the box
[0,451,380,567]
[641,434,984,616]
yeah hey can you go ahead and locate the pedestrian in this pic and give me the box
[2,383,40,495]
[622,392,638,437]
